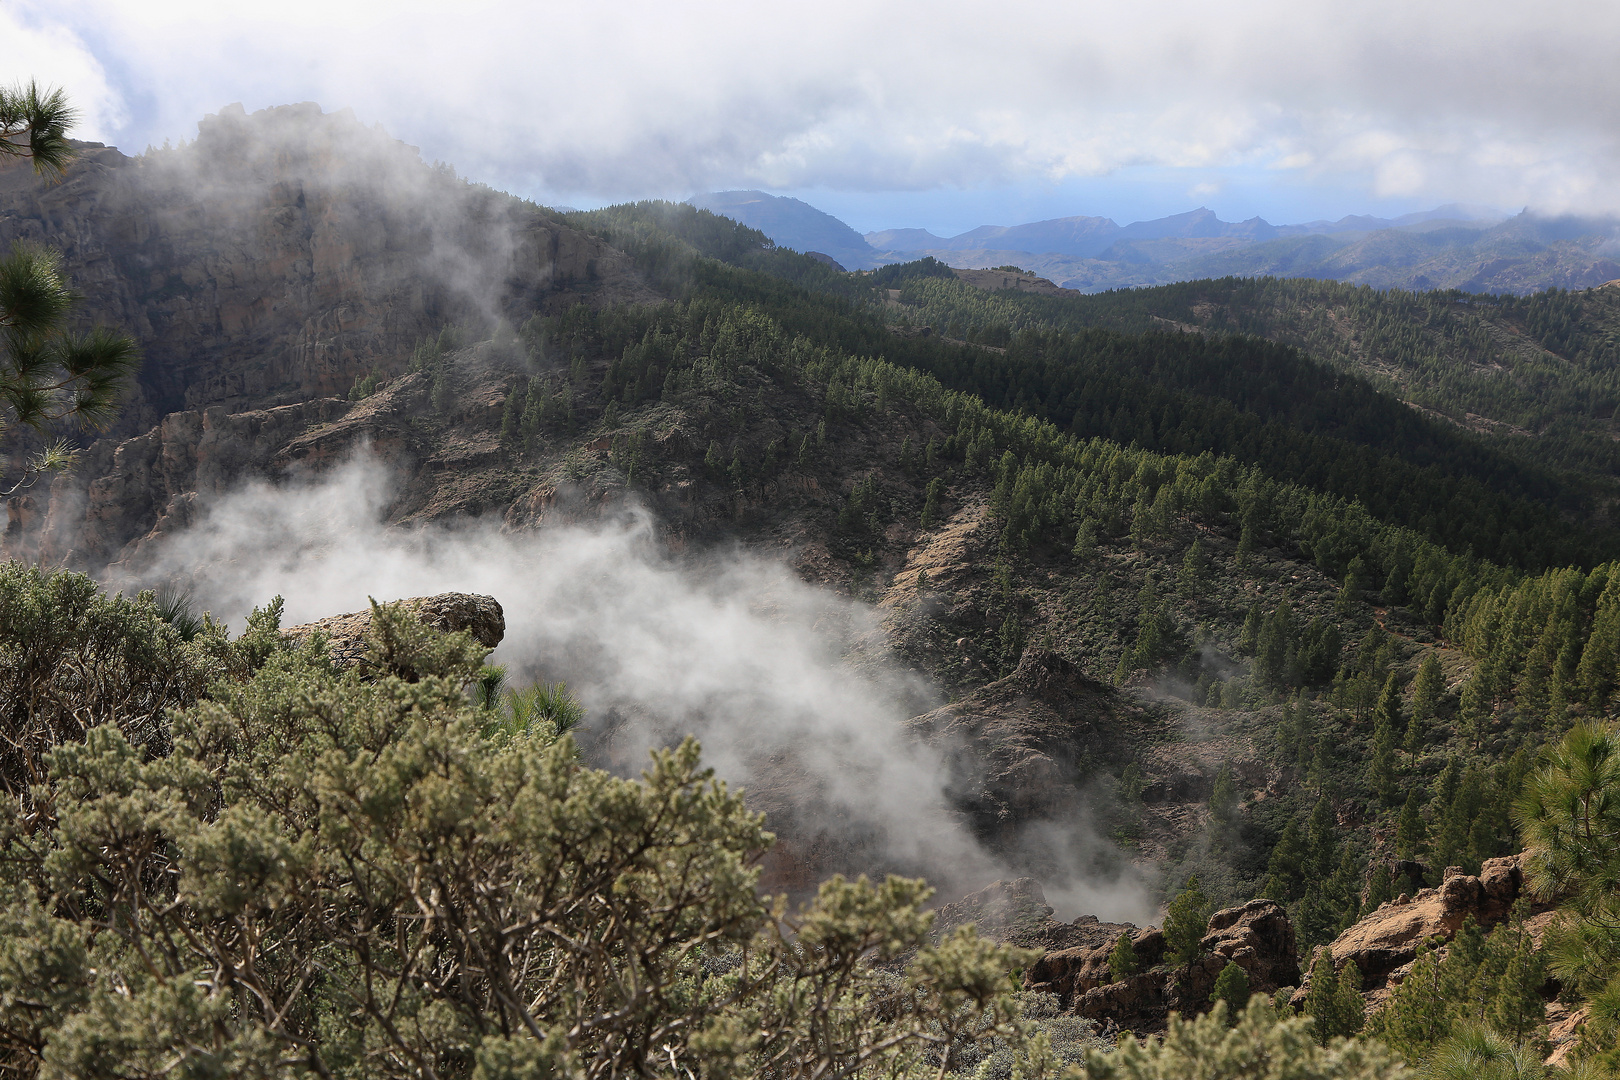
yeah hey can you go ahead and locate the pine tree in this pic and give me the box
[1487,937,1546,1044]
[1108,930,1139,983]
[1303,950,1344,1046]
[1409,653,1444,755]
[1433,766,1484,874]
[1263,821,1306,901]
[1336,557,1369,614]
[1178,538,1207,599]
[1446,917,1489,980]
[1395,790,1424,860]
[1459,673,1492,749]
[1306,796,1337,879]
[1295,882,1341,953]
[1364,862,1394,911]
[1576,579,1620,707]
[1236,518,1257,569]
[1071,516,1098,558]
[1257,603,1293,690]
[1308,738,1332,794]
[1374,670,1403,734]
[1210,961,1251,1016]
[1333,961,1365,1038]
[1163,876,1212,966]
[997,613,1025,673]
[1368,673,1401,805]
[499,384,521,451]
[1239,604,1262,654]
[921,477,944,528]
[1327,849,1363,937]
[1370,945,1450,1058]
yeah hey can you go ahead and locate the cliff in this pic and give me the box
[0,103,652,437]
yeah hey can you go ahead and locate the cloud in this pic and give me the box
[0,6,124,141]
[15,0,1620,218]
[114,452,1156,921]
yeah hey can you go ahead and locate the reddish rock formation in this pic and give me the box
[1291,854,1536,1007]
[1025,898,1299,1035]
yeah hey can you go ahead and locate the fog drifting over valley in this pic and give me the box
[11,0,1620,223]
[113,452,1155,924]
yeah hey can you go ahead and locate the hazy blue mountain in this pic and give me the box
[686,190,879,269]
[865,226,951,250]
[865,205,1506,257]
[687,190,1614,293]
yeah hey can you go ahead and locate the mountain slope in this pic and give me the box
[687,189,880,269]
[2,113,1610,1006]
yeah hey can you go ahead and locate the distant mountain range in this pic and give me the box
[687,190,1620,294]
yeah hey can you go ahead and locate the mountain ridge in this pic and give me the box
[691,188,1617,294]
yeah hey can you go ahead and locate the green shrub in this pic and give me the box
[1076,997,1404,1080]
[0,588,1035,1080]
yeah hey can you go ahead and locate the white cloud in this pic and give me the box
[15,0,1620,213]
[0,7,124,141]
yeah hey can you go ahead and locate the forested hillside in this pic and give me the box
[887,269,1620,491]
[545,202,1620,1062]
[4,143,1619,1074]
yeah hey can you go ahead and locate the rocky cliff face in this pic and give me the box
[0,103,652,435]
[1,103,658,571]
[905,650,1143,832]
[282,592,506,671]
[1290,854,1541,1008]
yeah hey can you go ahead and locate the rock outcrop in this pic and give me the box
[282,592,505,669]
[931,878,1139,953]
[905,650,1139,835]
[1291,854,1535,1006]
[1025,898,1300,1034]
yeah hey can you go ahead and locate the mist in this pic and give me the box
[114,451,1156,924]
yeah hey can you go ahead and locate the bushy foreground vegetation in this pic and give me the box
[0,563,1433,1080]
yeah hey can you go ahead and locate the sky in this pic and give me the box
[8,0,1619,235]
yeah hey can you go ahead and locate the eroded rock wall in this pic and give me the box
[0,103,652,432]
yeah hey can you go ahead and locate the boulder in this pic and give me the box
[282,592,505,669]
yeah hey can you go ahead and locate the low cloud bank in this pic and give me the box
[116,453,1154,922]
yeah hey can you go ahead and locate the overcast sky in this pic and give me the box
[9,0,1619,234]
